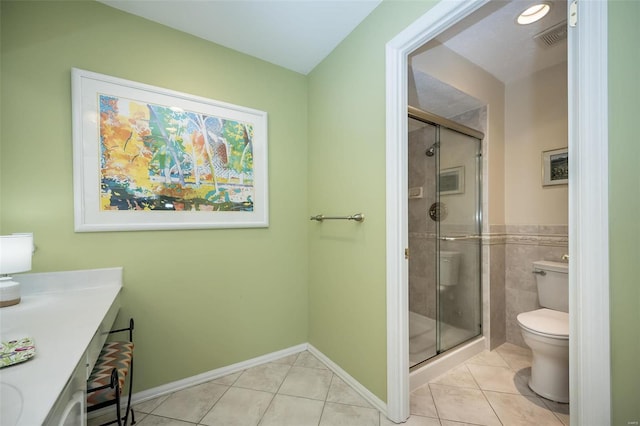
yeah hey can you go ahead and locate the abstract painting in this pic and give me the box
[72,68,268,231]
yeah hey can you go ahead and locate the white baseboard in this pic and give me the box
[306,344,388,414]
[88,343,309,420]
[131,343,308,405]
[106,341,387,420]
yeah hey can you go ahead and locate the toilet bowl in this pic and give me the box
[516,260,569,403]
[439,251,460,300]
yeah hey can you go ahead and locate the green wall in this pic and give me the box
[609,2,640,424]
[0,1,309,392]
[308,0,640,415]
[2,0,637,418]
[307,0,434,401]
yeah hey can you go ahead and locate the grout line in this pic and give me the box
[426,383,441,421]
[195,380,234,425]
[479,389,505,426]
[254,391,277,426]
[255,351,300,426]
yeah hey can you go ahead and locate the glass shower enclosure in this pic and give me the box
[408,106,483,368]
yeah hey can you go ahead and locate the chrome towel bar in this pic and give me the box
[310,213,365,222]
[438,235,481,241]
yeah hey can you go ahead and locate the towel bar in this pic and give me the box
[310,213,364,222]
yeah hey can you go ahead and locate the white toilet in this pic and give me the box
[517,260,569,403]
[439,251,460,300]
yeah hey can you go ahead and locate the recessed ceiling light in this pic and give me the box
[517,4,551,25]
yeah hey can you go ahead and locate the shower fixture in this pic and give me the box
[425,142,439,157]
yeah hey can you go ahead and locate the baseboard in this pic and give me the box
[88,343,308,419]
[89,342,388,421]
[307,344,388,415]
[131,343,308,405]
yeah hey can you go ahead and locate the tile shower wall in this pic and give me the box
[484,225,506,350]
[504,225,569,347]
[408,123,437,319]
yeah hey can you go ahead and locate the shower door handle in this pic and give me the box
[438,235,481,241]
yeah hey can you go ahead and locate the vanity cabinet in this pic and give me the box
[0,268,123,426]
[46,360,86,426]
[45,292,120,425]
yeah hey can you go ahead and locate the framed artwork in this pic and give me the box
[71,68,268,232]
[542,147,568,186]
[439,166,465,195]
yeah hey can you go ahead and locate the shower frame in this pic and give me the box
[407,105,484,368]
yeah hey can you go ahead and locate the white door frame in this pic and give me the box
[384,1,610,424]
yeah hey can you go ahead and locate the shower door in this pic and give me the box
[436,127,482,354]
[408,109,482,368]
[408,117,439,366]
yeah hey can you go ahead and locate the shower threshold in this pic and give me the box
[409,311,477,367]
[409,334,485,391]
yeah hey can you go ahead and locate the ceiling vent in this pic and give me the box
[534,21,568,48]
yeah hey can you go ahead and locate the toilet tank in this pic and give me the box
[440,251,461,287]
[533,260,569,312]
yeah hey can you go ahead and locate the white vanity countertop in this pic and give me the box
[0,268,123,426]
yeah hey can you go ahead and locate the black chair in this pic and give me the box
[86,318,135,426]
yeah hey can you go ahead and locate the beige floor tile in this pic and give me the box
[259,394,325,426]
[294,351,329,369]
[541,398,570,425]
[495,343,533,372]
[516,366,532,384]
[410,384,439,418]
[326,376,372,408]
[212,371,243,386]
[134,394,170,414]
[278,366,333,400]
[131,411,148,424]
[135,414,196,425]
[319,402,380,426]
[128,350,558,426]
[466,363,533,395]
[200,387,274,426]
[381,415,441,426]
[86,411,121,426]
[88,406,139,425]
[484,391,564,426]
[272,352,301,365]
[466,350,510,368]
[430,384,501,426]
[234,362,291,393]
[496,342,532,356]
[429,364,479,389]
[151,382,228,423]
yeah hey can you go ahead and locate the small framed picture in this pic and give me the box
[542,148,568,186]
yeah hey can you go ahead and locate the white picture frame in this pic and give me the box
[542,147,568,186]
[71,68,268,232]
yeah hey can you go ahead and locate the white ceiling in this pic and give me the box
[435,0,567,84]
[98,0,567,80]
[98,0,382,75]
[408,1,567,122]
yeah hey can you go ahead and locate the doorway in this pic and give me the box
[385,1,610,423]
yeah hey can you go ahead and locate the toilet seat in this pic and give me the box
[517,308,569,339]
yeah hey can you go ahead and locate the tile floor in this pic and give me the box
[89,343,569,426]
